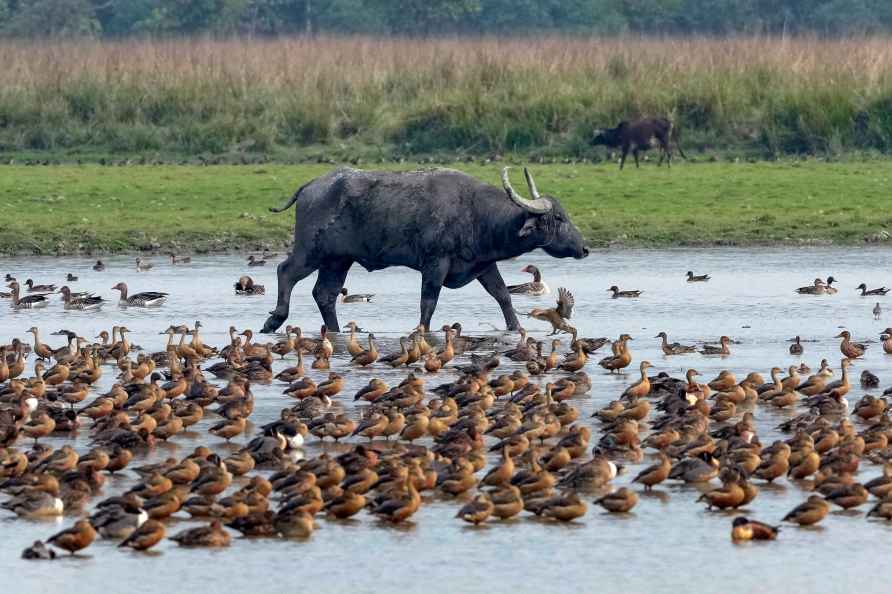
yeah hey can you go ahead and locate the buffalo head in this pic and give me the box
[591,122,626,148]
[501,167,589,260]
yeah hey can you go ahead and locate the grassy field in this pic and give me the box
[1,36,892,161]
[2,160,892,255]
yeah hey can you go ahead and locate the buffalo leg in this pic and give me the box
[262,252,314,333]
[419,262,448,331]
[312,261,352,333]
[658,137,671,167]
[477,264,522,331]
[633,148,640,168]
[619,146,628,170]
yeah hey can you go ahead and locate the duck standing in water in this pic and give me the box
[340,288,374,303]
[875,302,883,320]
[508,265,550,296]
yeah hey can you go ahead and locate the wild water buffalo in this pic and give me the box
[592,117,686,170]
[261,167,589,334]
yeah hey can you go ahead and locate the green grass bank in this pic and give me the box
[1,160,891,255]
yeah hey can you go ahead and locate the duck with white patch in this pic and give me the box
[508,264,550,296]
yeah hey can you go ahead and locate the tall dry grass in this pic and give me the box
[1,35,891,158]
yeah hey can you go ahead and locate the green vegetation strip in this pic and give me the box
[1,161,891,255]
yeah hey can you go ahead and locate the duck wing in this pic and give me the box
[556,287,574,319]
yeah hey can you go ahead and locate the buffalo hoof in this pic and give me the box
[261,314,286,334]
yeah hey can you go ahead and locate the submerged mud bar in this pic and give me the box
[262,166,589,334]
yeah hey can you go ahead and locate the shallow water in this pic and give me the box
[2,247,892,594]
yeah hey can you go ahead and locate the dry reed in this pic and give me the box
[0,35,891,157]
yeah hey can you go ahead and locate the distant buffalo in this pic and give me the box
[592,117,686,169]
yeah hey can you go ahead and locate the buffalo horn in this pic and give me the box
[501,167,552,214]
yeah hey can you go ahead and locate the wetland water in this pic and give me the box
[3,247,892,594]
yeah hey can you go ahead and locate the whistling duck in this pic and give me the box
[700,335,731,356]
[209,416,247,442]
[867,499,892,520]
[380,337,410,367]
[686,271,710,282]
[324,491,366,520]
[825,483,869,509]
[343,321,364,356]
[731,517,779,541]
[424,351,442,373]
[836,330,866,358]
[351,334,379,366]
[632,453,671,490]
[874,302,882,320]
[789,335,803,355]
[528,287,575,335]
[47,519,96,555]
[315,372,344,398]
[353,378,388,403]
[697,468,745,510]
[608,285,641,298]
[119,519,165,551]
[112,282,168,306]
[400,413,430,442]
[271,326,295,358]
[595,487,638,513]
[170,520,231,547]
[370,479,421,523]
[486,485,523,520]
[247,255,266,267]
[7,282,49,309]
[598,334,632,373]
[508,265,550,296]
[622,361,652,399]
[539,493,587,522]
[456,494,494,525]
[436,327,456,365]
[58,286,104,310]
[655,331,696,355]
[340,287,373,303]
[274,509,315,538]
[864,464,892,498]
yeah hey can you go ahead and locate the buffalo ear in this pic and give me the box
[518,217,538,237]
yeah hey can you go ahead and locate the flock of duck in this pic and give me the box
[5,257,892,562]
